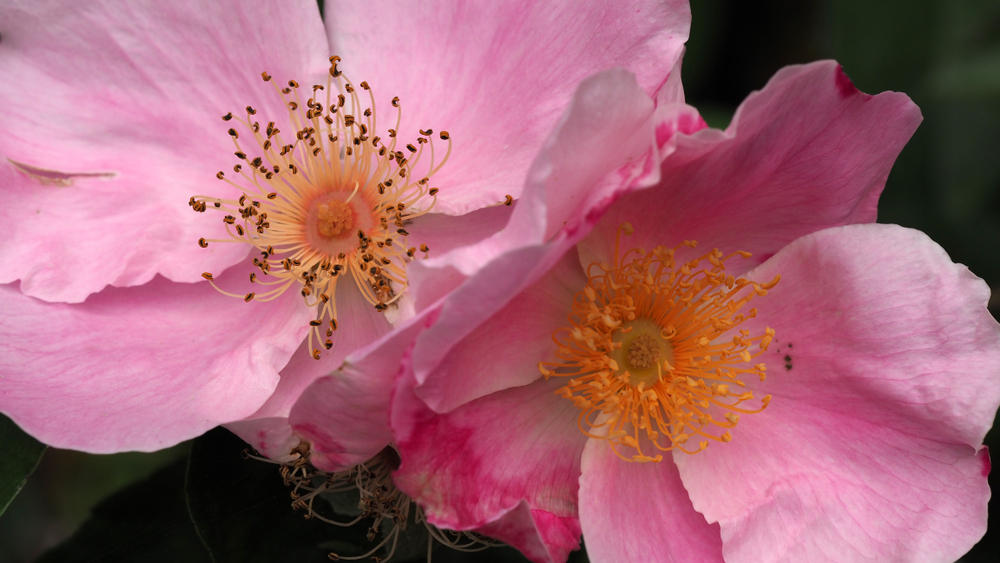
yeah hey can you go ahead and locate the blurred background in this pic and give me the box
[2,0,998,561]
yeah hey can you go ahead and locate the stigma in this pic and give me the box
[539,223,779,462]
[190,56,450,359]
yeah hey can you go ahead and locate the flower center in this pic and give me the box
[614,318,674,386]
[189,56,450,359]
[315,199,354,238]
[539,223,780,462]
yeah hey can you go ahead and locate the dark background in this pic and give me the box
[2,1,998,561]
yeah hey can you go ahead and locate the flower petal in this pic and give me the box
[579,60,922,270]
[412,243,582,413]
[426,67,662,285]
[474,501,582,563]
[675,224,1000,562]
[325,0,689,214]
[286,307,425,472]
[228,281,391,460]
[392,375,585,543]
[0,265,311,452]
[579,439,723,562]
[0,0,330,301]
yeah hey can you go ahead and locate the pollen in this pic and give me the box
[539,223,780,462]
[189,56,450,359]
[315,199,353,238]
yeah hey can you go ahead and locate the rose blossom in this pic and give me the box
[0,0,689,454]
[291,60,996,561]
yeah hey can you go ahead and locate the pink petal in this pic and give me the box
[579,439,723,562]
[407,207,513,258]
[325,0,689,215]
[228,281,391,460]
[0,265,311,453]
[474,502,582,563]
[392,375,586,541]
[287,309,426,473]
[675,224,1000,562]
[403,205,515,309]
[404,68,663,313]
[412,243,582,412]
[579,60,922,271]
[0,1,330,301]
[506,68,661,246]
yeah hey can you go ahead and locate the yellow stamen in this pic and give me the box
[190,56,451,359]
[540,223,779,462]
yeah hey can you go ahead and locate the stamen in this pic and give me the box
[190,56,451,359]
[251,442,501,561]
[539,223,780,462]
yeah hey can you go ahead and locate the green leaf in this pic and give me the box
[37,456,211,563]
[0,414,45,516]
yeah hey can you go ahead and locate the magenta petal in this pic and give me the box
[325,0,688,215]
[473,502,582,563]
[675,224,1000,562]
[392,376,585,542]
[412,243,581,412]
[580,60,922,270]
[579,440,723,562]
[0,1,329,301]
[0,265,311,452]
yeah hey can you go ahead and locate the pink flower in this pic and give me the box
[294,62,999,561]
[0,0,691,453]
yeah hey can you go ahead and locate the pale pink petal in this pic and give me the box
[0,266,311,453]
[579,61,922,271]
[579,439,723,562]
[403,204,515,308]
[412,243,582,413]
[287,308,428,472]
[429,68,662,282]
[0,0,330,301]
[675,224,1000,562]
[406,206,513,258]
[401,68,666,320]
[472,502,582,563]
[392,375,586,539]
[506,68,661,246]
[228,281,391,460]
[326,0,689,214]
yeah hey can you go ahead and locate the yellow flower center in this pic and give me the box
[190,56,450,359]
[539,223,780,462]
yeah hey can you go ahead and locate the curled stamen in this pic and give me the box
[253,442,500,561]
